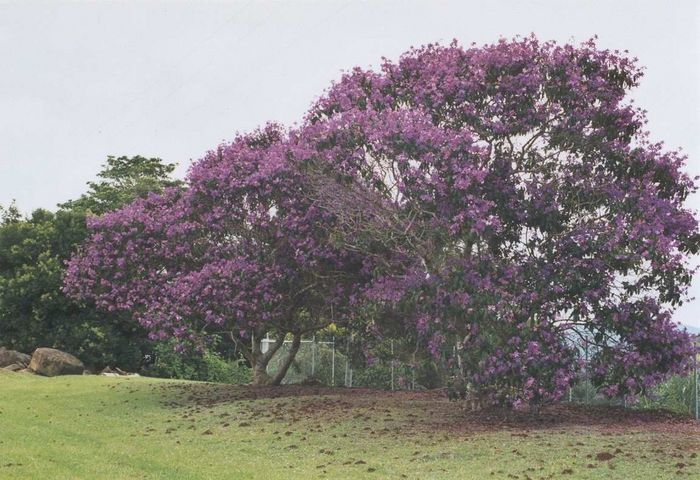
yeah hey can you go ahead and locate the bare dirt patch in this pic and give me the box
[151,382,700,437]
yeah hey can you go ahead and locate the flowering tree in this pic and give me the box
[298,36,698,408]
[67,37,698,404]
[65,126,369,385]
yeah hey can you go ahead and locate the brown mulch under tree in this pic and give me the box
[152,382,699,436]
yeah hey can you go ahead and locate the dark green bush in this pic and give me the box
[145,340,250,384]
[353,363,393,389]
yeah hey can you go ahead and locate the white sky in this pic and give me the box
[1,0,699,326]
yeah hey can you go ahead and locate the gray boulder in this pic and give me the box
[28,348,84,376]
[0,347,31,368]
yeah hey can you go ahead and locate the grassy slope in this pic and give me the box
[0,370,697,480]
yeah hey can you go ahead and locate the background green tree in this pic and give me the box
[58,155,182,215]
[0,156,181,369]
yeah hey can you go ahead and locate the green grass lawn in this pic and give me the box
[0,370,698,479]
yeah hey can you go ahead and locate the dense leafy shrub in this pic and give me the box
[638,373,698,415]
[146,340,250,384]
[353,363,393,389]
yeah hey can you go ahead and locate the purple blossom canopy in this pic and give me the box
[65,36,698,402]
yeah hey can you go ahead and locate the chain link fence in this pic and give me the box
[265,336,341,385]
[263,335,440,390]
[263,333,699,419]
[562,335,699,419]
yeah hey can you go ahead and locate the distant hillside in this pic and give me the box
[680,323,700,335]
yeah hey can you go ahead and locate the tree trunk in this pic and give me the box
[247,331,303,386]
[268,332,302,386]
[248,330,286,386]
[251,361,272,385]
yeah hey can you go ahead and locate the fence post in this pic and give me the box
[390,340,395,391]
[311,334,316,377]
[411,352,416,391]
[345,335,350,387]
[585,342,590,406]
[344,339,349,387]
[331,336,335,387]
[695,343,698,421]
[264,332,270,374]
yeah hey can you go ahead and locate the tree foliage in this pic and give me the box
[66,37,698,402]
[64,128,371,385]
[300,36,698,407]
[59,155,182,215]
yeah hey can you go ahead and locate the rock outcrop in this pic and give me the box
[28,348,84,376]
[0,347,31,368]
